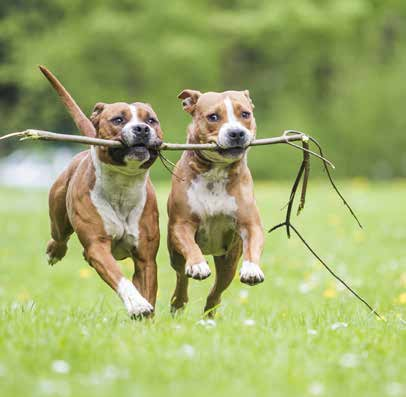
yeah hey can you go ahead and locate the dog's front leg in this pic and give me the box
[239,220,265,286]
[132,255,158,308]
[169,220,211,280]
[84,243,153,318]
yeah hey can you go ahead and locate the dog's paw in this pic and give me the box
[46,240,67,266]
[128,295,154,319]
[47,254,61,266]
[129,298,154,320]
[117,278,154,319]
[185,262,211,280]
[239,261,264,286]
[170,303,187,317]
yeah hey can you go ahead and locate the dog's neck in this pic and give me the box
[185,149,246,178]
[185,122,248,174]
[91,146,148,205]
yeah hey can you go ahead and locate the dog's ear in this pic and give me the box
[178,89,202,114]
[90,102,106,128]
[243,89,255,109]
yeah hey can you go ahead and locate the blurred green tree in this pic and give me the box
[1,0,406,179]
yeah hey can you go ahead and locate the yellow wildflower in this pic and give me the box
[323,288,337,298]
[17,290,30,302]
[79,268,92,279]
[398,292,406,305]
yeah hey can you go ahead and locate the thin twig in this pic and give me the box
[158,152,184,181]
[282,131,335,169]
[268,133,371,317]
[280,130,311,237]
[285,162,305,238]
[298,140,310,215]
[268,222,383,320]
[308,136,363,229]
[283,130,311,217]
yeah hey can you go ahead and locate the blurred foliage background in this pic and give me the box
[1,0,406,179]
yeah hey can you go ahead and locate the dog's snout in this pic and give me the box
[132,124,150,137]
[229,130,245,139]
[227,129,247,146]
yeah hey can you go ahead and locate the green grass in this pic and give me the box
[0,179,405,397]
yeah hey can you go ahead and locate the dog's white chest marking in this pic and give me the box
[187,168,237,218]
[90,148,147,253]
[187,168,238,255]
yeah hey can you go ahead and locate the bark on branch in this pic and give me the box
[0,129,335,168]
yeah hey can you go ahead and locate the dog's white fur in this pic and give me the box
[185,261,211,279]
[90,147,147,249]
[240,261,264,283]
[187,167,237,218]
[90,149,150,317]
[117,277,153,316]
[186,156,263,281]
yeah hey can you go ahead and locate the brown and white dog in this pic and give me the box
[167,89,265,315]
[41,67,163,318]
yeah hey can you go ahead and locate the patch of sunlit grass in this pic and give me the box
[0,181,405,397]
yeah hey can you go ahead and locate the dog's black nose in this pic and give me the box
[132,124,150,138]
[227,129,247,146]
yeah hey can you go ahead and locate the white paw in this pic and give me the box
[239,261,264,286]
[185,261,211,280]
[117,278,154,318]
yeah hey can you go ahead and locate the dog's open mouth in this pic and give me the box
[108,142,160,168]
[217,146,247,157]
[130,143,149,153]
[128,145,149,157]
[109,143,149,164]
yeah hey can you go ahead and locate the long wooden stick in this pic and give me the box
[0,129,304,149]
[0,129,335,168]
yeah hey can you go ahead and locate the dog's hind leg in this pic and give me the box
[46,179,73,266]
[169,250,189,314]
[204,239,242,317]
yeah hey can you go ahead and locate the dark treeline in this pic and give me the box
[1,0,406,179]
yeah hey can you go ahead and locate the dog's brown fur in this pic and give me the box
[41,67,162,317]
[167,89,264,316]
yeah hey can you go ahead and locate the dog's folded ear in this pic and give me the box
[178,89,202,114]
[90,103,106,129]
[243,90,255,109]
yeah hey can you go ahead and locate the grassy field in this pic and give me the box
[0,179,405,397]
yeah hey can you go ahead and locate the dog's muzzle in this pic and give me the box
[225,128,250,148]
[110,123,161,167]
[121,123,161,148]
[214,125,253,159]
[121,123,150,147]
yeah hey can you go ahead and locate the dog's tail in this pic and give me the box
[39,65,96,138]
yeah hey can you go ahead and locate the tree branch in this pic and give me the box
[0,129,334,168]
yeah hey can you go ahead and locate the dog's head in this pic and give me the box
[90,102,163,170]
[178,89,256,162]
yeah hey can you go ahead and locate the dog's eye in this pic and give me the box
[241,111,251,119]
[147,117,158,125]
[111,116,124,125]
[207,113,220,122]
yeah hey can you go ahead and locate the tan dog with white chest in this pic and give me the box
[167,89,265,315]
[41,67,163,319]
